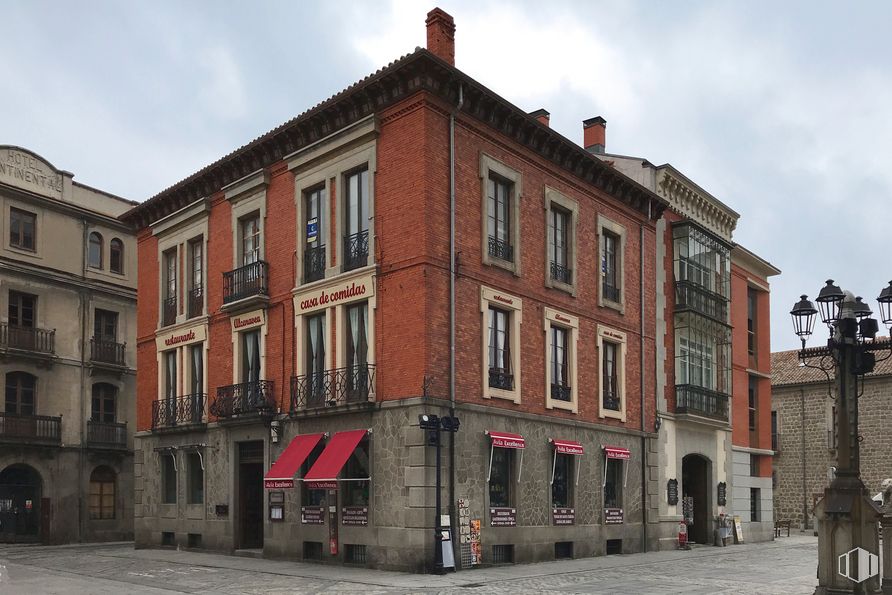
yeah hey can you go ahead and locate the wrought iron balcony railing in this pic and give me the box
[603,282,621,303]
[162,296,177,326]
[304,245,326,283]
[551,382,571,402]
[550,261,572,285]
[675,280,729,322]
[211,380,276,419]
[187,286,204,319]
[0,412,61,445]
[675,384,729,421]
[152,393,206,429]
[223,260,269,304]
[290,364,376,411]
[87,420,127,448]
[343,231,369,272]
[90,338,126,367]
[603,392,621,412]
[488,235,514,263]
[0,323,55,355]
[488,368,514,391]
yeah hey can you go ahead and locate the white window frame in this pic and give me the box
[598,325,627,421]
[480,286,522,403]
[544,187,578,295]
[598,215,627,313]
[544,307,578,413]
[480,153,522,276]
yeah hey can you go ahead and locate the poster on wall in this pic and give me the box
[306,217,318,243]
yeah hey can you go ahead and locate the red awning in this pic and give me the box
[264,433,325,489]
[551,439,584,455]
[487,430,525,449]
[303,429,368,489]
[604,445,631,459]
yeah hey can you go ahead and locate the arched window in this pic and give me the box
[91,383,117,422]
[4,372,36,415]
[88,232,103,269]
[89,466,116,520]
[109,238,124,274]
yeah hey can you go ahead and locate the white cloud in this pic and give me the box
[196,45,248,119]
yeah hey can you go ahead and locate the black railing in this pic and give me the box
[223,261,269,304]
[291,364,376,411]
[90,338,126,367]
[603,393,621,411]
[675,280,728,322]
[488,235,514,263]
[152,394,206,429]
[162,296,177,326]
[551,383,571,402]
[675,384,729,421]
[772,432,780,453]
[603,283,621,303]
[343,231,369,272]
[304,245,326,283]
[87,420,127,448]
[188,287,204,319]
[0,323,55,354]
[550,261,572,285]
[0,412,61,444]
[488,369,514,391]
[211,380,276,418]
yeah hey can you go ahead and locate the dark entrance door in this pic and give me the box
[237,441,264,549]
[0,465,42,543]
[682,454,709,544]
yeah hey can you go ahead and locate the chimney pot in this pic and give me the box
[426,8,456,66]
[529,108,550,127]
[583,116,607,154]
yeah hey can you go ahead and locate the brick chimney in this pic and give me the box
[426,8,456,66]
[529,109,550,127]
[583,116,607,154]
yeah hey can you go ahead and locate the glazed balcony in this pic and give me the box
[290,364,376,411]
[304,245,326,283]
[675,280,728,322]
[152,393,206,429]
[90,338,126,367]
[0,323,55,356]
[0,412,61,445]
[87,420,128,449]
[343,231,369,272]
[675,384,729,422]
[211,380,276,419]
[222,261,269,307]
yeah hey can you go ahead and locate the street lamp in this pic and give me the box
[790,281,886,594]
[419,413,460,574]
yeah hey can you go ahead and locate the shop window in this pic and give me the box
[545,187,577,293]
[488,447,513,508]
[88,232,103,269]
[9,207,36,251]
[88,466,116,520]
[161,453,177,504]
[186,452,204,504]
[343,440,370,507]
[480,287,522,403]
[479,154,521,276]
[91,383,116,423]
[551,453,573,508]
[301,441,326,507]
[604,458,623,509]
[110,238,124,274]
[5,371,36,415]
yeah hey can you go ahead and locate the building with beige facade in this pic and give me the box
[0,145,137,543]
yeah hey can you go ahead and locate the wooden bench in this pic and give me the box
[775,520,792,537]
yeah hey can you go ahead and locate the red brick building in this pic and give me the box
[122,9,670,569]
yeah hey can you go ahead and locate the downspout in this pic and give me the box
[640,202,649,552]
[79,218,88,542]
[449,82,463,567]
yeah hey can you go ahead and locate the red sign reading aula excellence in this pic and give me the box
[264,479,293,489]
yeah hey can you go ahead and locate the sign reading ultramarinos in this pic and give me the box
[0,147,63,199]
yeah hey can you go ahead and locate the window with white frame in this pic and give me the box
[345,302,370,401]
[480,287,522,403]
[240,214,261,267]
[305,313,326,407]
[544,308,578,412]
[545,187,577,293]
[343,168,369,272]
[479,154,521,276]
[550,326,570,402]
[597,326,627,421]
[598,216,626,312]
[488,307,513,391]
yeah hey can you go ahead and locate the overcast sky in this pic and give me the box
[4,0,891,351]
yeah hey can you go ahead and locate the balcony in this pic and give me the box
[675,384,729,422]
[161,296,177,326]
[550,261,572,285]
[290,364,376,411]
[187,287,204,319]
[603,282,621,303]
[87,420,127,449]
[152,394,206,429]
[223,261,269,306]
[0,323,55,360]
[343,231,369,272]
[304,245,326,283]
[211,380,276,419]
[0,412,61,445]
[603,392,621,412]
[675,280,728,322]
[488,368,513,391]
[488,235,513,263]
[90,338,126,367]
[550,382,571,402]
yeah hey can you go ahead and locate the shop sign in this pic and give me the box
[342,506,369,526]
[154,323,206,350]
[0,147,63,199]
[231,309,265,331]
[553,508,575,525]
[307,480,337,490]
[301,506,325,525]
[604,507,624,524]
[717,481,727,506]
[667,478,679,506]
[264,479,293,489]
[306,217,318,244]
[295,273,375,315]
[490,507,516,527]
[604,446,630,460]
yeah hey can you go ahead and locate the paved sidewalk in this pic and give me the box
[0,534,819,594]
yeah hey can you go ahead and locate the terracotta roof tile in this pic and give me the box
[771,337,892,386]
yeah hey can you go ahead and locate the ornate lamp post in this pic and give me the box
[791,280,888,594]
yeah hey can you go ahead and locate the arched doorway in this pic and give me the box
[0,464,42,542]
[681,454,710,544]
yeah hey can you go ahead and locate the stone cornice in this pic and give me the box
[122,49,668,229]
[656,168,738,242]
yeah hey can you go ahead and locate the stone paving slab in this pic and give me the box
[0,535,820,594]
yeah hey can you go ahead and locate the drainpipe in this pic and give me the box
[448,82,463,567]
[79,218,88,543]
[639,203,649,552]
